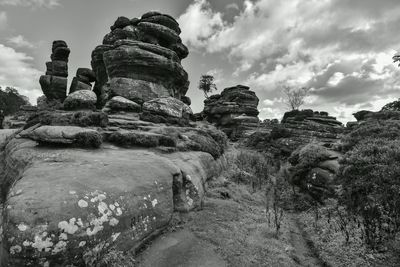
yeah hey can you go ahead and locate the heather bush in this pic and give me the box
[338,138,400,248]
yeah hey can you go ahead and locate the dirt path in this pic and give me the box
[287,213,329,267]
[135,181,328,267]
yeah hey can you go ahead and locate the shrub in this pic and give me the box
[107,131,176,148]
[341,120,400,152]
[74,131,102,148]
[381,99,400,111]
[232,150,272,191]
[338,138,400,248]
[270,126,291,140]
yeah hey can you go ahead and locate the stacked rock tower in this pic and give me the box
[39,40,70,102]
[91,11,190,108]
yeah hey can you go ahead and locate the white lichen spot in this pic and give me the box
[153,217,156,221]
[98,202,109,214]
[7,205,11,210]
[114,202,120,207]
[43,261,50,267]
[10,245,22,254]
[17,223,28,232]
[186,175,192,181]
[69,190,76,195]
[52,240,67,254]
[109,218,119,227]
[151,199,158,207]
[15,189,22,195]
[111,232,120,242]
[59,233,68,240]
[115,208,122,216]
[23,240,32,247]
[31,234,53,252]
[58,218,79,234]
[79,241,86,247]
[78,200,88,208]
[77,218,84,227]
[97,194,106,201]
[143,196,147,200]
[109,204,116,211]
[186,195,193,207]
[154,181,158,185]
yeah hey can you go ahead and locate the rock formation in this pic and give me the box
[39,40,70,103]
[0,12,229,267]
[91,12,190,108]
[248,109,344,159]
[202,85,260,139]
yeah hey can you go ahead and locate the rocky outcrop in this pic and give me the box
[91,12,190,108]
[287,143,341,202]
[39,40,70,102]
[0,12,230,266]
[248,109,343,159]
[69,68,96,94]
[202,85,260,140]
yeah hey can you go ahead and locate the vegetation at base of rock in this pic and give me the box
[25,111,108,129]
[74,131,103,148]
[0,86,30,115]
[107,131,176,148]
[340,119,400,151]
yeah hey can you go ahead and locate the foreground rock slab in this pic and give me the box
[0,140,226,266]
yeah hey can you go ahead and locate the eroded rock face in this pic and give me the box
[91,12,190,108]
[39,40,70,102]
[203,85,260,139]
[69,68,96,94]
[0,138,226,266]
[63,90,97,110]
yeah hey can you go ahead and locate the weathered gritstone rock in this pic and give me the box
[288,143,342,202]
[39,40,70,102]
[69,68,96,94]
[104,96,141,112]
[203,85,260,140]
[143,97,192,119]
[91,12,190,108]
[20,125,101,147]
[0,138,226,266]
[63,90,97,110]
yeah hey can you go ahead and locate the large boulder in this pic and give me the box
[21,125,102,148]
[0,138,226,266]
[39,75,68,101]
[109,77,171,104]
[105,96,141,112]
[63,90,97,110]
[143,97,192,119]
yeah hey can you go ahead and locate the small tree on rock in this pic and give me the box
[198,74,217,98]
[282,85,310,110]
[393,52,400,67]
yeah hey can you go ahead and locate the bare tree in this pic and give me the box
[282,85,310,110]
[198,74,217,98]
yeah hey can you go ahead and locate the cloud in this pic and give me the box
[0,44,42,104]
[0,0,60,8]
[178,0,224,49]
[7,35,35,48]
[0,11,7,30]
[178,0,400,123]
[226,3,239,10]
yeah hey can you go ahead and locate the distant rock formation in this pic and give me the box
[202,85,260,139]
[39,40,70,103]
[248,109,343,158]
[91,12,190,109]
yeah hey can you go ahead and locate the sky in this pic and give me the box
[1,0,400,123]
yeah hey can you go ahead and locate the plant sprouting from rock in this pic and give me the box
[393,51,400,67]
[198,74,217,98]
[282,85,310,110]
